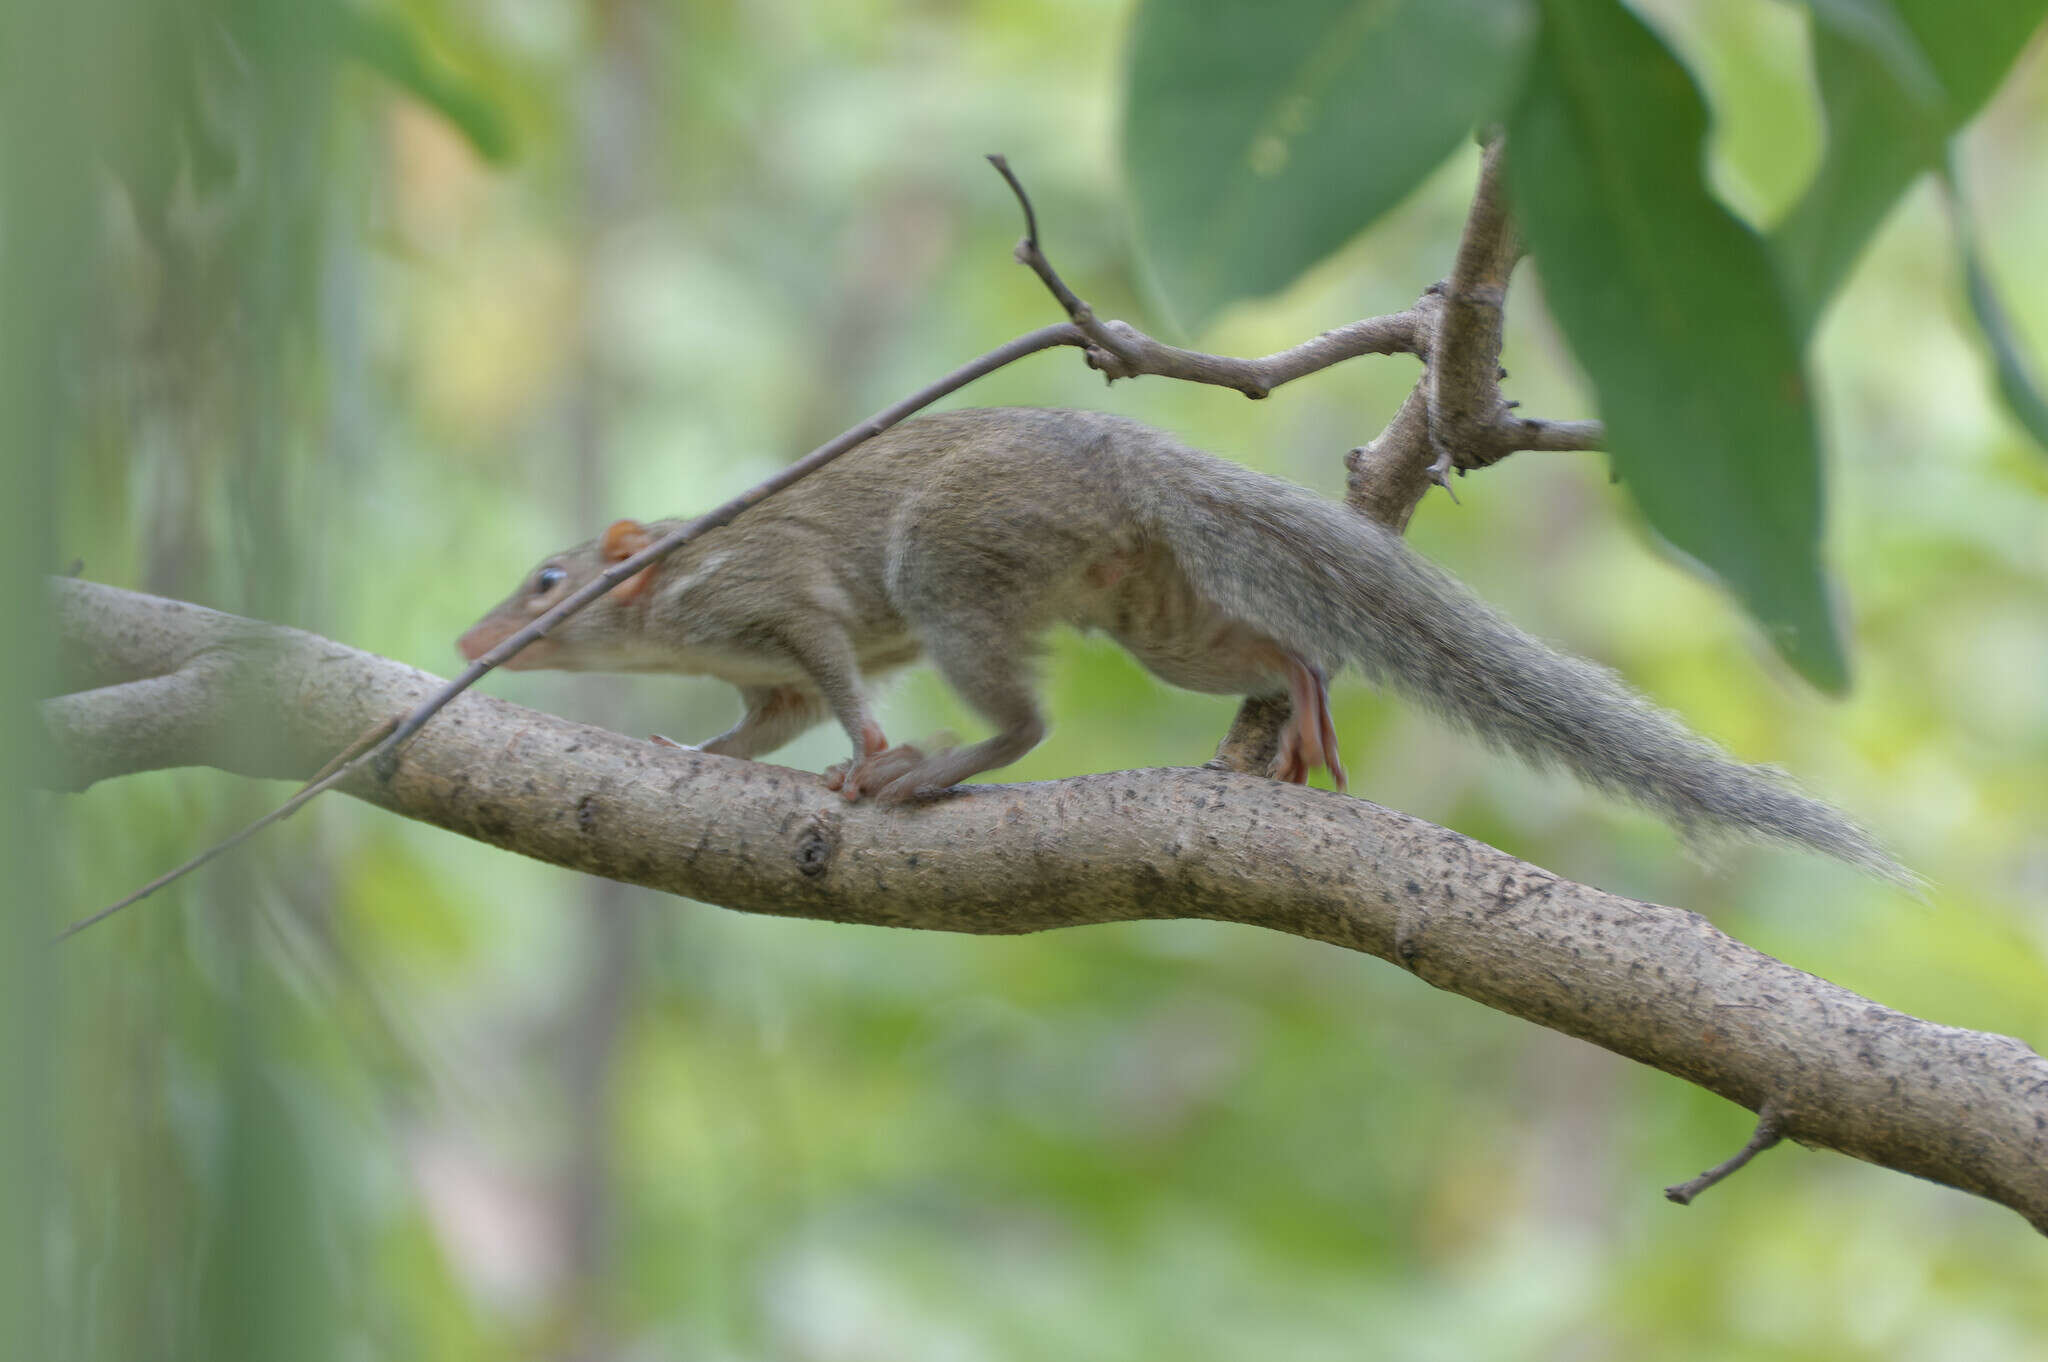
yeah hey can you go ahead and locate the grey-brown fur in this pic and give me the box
[462,407,1908,883]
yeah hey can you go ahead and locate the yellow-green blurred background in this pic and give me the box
[17,1,2048,1358]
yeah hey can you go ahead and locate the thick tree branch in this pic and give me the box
[90,149,1589,911]
[42,578,2048,1236]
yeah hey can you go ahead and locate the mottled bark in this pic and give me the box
[43,578,2048,1235]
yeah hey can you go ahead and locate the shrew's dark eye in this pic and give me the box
[535,566,568,593]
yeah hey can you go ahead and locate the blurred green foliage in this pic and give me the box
[1775,0,2048,323]
[9,1,2048,1358]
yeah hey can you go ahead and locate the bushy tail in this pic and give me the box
[1126,438,1913,886]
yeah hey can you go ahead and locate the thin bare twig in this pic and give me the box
[990,155,1425,397]
[53,715,398,941]
[1665,1105,1785,1205]
[1341,137,1605,534]
[375,322,1084,769]
[1426,139,1519,482]
[1343,386,1438,531]
[986,154,1095,329]
[987,148,1597,498]
[1429,139,1605,476]
[1498,416,1606,453]
[69,323,1085,933]
[77,148,1590,928]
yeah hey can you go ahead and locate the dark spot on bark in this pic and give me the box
[472,803,513,842]
[795,813,840,879]
[1404,880,1422,896]
[577,794,598,835]
[565,742,582,754]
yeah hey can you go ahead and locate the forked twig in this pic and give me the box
[66,323,1083,935]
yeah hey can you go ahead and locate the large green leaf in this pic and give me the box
[1123,0,1534,333]
[1772,0,2047,329]
[1508,0,1846,690]
[1799,0,1940,105]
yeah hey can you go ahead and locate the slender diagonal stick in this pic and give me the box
[53,717,399,941]
[60,324,1082,937]
[63,154,1450,937]
[375,323,1083,764]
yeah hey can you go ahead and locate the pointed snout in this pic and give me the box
[457,620,554,669]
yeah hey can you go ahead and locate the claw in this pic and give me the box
[822,742,929,802]
[1425,442,1460,499]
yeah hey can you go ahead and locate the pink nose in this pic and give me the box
[458,622,552,669]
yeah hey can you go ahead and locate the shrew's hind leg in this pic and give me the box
[852,553,1052,801]
[1269,652,1347,790]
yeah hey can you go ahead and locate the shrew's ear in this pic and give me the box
[601,518,651,561]
[600,519,658,603]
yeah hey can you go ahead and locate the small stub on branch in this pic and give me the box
[1665,1104,1783,1206]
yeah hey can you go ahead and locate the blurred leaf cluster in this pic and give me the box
[7,1,2048,1359]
